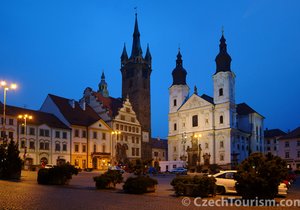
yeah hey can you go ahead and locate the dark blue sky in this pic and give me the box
[1,0,299,138]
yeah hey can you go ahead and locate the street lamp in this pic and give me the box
[1,81,17,144]
[18,114,33,158]
[194,134,202,165]
[111,130,121,166]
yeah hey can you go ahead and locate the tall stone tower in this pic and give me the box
[120,14,152,161]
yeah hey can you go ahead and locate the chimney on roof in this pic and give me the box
[80,101,86,111]
[69,99,75,109]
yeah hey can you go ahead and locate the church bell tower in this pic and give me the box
[120,13,152,160]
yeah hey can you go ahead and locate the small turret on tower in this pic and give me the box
[98,71,109,97]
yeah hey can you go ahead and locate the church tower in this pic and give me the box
[98,71,109,97]
[213,32,236,129]
[213,32,235,105]
[169,49,189,113]
[120,13,152,160]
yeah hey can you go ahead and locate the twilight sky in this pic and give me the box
[0,0,299,139]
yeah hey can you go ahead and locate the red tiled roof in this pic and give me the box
[48,94,101,126]
[0,103,70,129]
[92,92,123,118]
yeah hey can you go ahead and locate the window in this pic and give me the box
[102,133,106,140]
[285,141,289,148]
[82,130,86,138]
[121,115,125,120]
[173,99,177,106]
[132,147,136,156]
[285,152,289,158]
[21,140,26,148]
[192,115,198,127]
[220,154,224,161]
[174,123,177,131]
[75,129,79,137]
[132,137,135,143]
[62,132,67,139]
[9,118,14,125]
[220,115,224,124]
[220,141,224,148]
[102,145,106,153]
[136,137,139,144]
[136,148,139,156]
[129,126,131,132]
[55,131,60,138]
[116,124,119,129]
[55,143,60,151]
[126,107,130,113]
[93,131,97,139]
[136,127,139,133]
[75,144,79,152]
[267,140,270,145]
[154,151,158,157]
[125,136,128,141]
[82,145,86,153]
[297,141,300,147]
[29,141,35,149]
[93,144,96,153]
[274,146,277,151]
[219,88,223,96]
[21,126,25,134]
[8,132,13,139]
[298,151,300,158]
[45,142,49,150]
[174,146,176,152]
[124,126,128,131]
[163,152,165,157]
[120,125,123,130]
[63,144,67,151]
[131,117,135,123]
[273,139,277,144]
[39,142,44,150]
[29,128,35,135]
[45,130,50,137]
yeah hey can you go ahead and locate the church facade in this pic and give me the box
[168,34,264,169]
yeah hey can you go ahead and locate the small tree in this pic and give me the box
[235,153,288,200]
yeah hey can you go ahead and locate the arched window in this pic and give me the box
[220,115,224,124]
[192,115,198,127]
[40,142,45,150]
[219,88,223,96]
[174,123,177,131]
[173,99,177,106]
[55,143,60,151]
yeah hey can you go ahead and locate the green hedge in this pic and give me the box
[94,170,123,189]
[171,175,216,197]
[37,164,78,185]
[123,176,158,194]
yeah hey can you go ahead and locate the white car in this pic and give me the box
[212,170,288,196]
[170,167,187,175]
[108,166,125,174]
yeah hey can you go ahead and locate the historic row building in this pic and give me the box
[168,33,264,169]
[0,102,71,168]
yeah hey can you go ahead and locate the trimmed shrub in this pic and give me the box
[171,175,216,197]
[123,176,158,194]
[235,153,288,200]
[94,170,123,189]
[37,164,78,185]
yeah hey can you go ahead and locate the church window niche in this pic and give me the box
[220,154,224,161]
[173,99,177,106]
[220,141,224,148]
[174,123,177,131]
[219,88,223,96]
[220,115,224,124]
[192,115,198,127]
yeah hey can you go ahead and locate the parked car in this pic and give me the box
[170,167,187,175]
[108,166,125,174]
[212,170,288,196]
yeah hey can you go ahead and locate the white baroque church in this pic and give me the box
[168,33,264,170]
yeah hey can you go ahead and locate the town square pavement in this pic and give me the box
[0,171,300,210]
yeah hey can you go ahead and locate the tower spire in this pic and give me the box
[144,43,152,64]
[121,43,128,63]
[131,13,143,58]
[172,49,187,85]
[215,29,232,74]
[98,70,109,97]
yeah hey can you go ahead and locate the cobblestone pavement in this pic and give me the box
[0,171,299,210]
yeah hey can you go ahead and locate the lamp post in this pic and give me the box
[111,130,121,166]
[194,134,202,166]
[18,114,33,159]
[1,81,17,144]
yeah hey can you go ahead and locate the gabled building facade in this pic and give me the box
[80,73,142,165]
[168,33,264,170]
[40,94,112,170]
[264,128,287,156]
